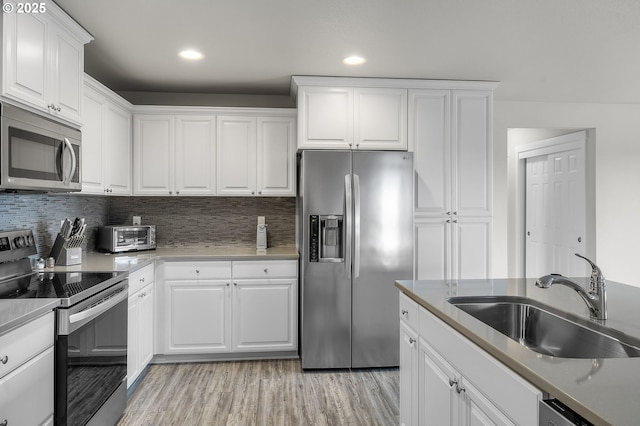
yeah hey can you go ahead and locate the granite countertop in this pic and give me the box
[49,246,299,273]
[0,299,60,336]
[396,278,640,426]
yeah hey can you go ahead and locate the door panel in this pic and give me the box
[351,151,413,367]
[300,150,352,369]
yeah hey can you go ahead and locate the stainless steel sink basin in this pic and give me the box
[448,296,640,358]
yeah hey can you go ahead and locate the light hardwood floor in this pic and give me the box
[118,359,399,426]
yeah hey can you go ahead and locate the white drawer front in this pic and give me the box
[399,291,419,330]
[164,261,232,280]
[0,347,54,426]
[232,260,297,279]
[0,312,54,378]
[129,263,155,294]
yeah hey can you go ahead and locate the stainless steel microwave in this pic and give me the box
[1,102,81,192]
[97,225,157,253]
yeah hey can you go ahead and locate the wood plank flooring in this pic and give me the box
[118,359,399,426]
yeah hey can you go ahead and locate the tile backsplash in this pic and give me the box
[0,193,296,257]
[0,193,109,257]
[108,196,296,248]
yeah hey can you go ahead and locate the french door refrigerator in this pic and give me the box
[298,150,413,369]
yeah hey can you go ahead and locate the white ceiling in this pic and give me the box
[55,0,640,104]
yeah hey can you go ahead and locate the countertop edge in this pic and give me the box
[395,281,610,426]
[0,299,60,335]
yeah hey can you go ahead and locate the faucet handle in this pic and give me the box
[574,253,605,291]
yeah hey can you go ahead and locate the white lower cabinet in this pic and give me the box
[127,264,155,387]
[399,292,541,426]
[161,260,298,356]
[0,312,55,426]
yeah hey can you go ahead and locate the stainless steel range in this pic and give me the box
[0,229,128,426]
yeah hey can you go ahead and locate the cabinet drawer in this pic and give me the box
[0,346,54,426]
[129,263,155,294]
[164,261,232,280]
[399,291,419,330]
[0,312,54,378]
[232,260,297,279]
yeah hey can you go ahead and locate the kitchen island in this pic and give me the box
[396,278,640,426]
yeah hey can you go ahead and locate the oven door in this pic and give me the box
[55,280,128,426]
[1,103,81,192]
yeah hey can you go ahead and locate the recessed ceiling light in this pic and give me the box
[343,55,366,65]
[179,49,203,60]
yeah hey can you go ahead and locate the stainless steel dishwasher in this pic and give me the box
[539,400,593,426]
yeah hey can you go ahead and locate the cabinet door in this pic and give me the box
[354,88,407,150]
[400,321,419,426]
[452,218,492,280]
[175,116,217,195]
[452,91,492,217]
[461,379,515,426]
[106,103,132,194]
[410,89,451,215]
[0,347,54,426]
[415,218,450,280]
[232,279,297,352]
[81,88,106,194]
[3,7,49,110]
[419,339,459,426]
[139,283,155,371]
[257,116,295,196]
[134,115,175,195]
[163,279,230,354]
[127,292,140,388]
[49,25,84,123]
[297,86,353,149]
[216,116,257,195]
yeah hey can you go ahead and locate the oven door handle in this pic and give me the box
[69,287,128,325]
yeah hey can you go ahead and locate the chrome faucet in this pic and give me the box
[535,253,607,320]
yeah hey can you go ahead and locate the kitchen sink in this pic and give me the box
[448,296,640,358]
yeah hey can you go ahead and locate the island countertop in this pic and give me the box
[396,278,640,426]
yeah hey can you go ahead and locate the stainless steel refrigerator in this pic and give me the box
[298,150,413,369]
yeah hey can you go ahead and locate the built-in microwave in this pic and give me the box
[96,225,157,253]
[1,102,81,192]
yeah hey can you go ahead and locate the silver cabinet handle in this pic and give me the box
[456,383,466,394]
[408,337,415,344]
[0,355,7,364]
[195,270,200,274]
[448,378,457,387]
[401,309,408,316]
[140,277,145,283]
[0,418,7,426]
[263,268,268,273]
[169,191,173,195]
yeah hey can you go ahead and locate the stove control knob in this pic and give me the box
[14,236,26,248]
[27,235,35,245]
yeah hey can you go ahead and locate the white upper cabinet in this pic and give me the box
[354,87,407,150]
[216,116,257,196]
[217,114,296,196]
[82,75,133,195]
[2,1,92,125]
[410,88,494,217]
[133,114,175,195]
[133,107,296,197]
[294,80,407,151]
[175,116,217,195]
[257,116,296,196]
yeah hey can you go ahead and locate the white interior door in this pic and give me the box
[525,147,586,277]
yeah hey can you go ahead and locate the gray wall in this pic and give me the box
[0,194,295,258]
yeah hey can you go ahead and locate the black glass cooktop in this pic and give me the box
[0,271,124,305]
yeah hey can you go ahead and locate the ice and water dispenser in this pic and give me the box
[309,214,343,262]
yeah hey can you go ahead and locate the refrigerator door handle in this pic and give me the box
[345,174,352,278]
[353,174,361,278]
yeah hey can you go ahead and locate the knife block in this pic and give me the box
[49,233,85,266]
